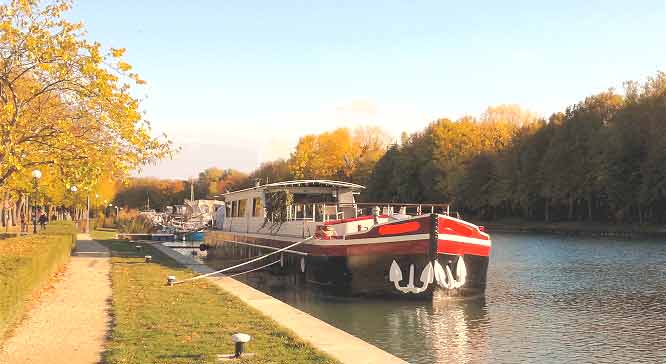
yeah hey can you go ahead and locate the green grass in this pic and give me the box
[90,228,117,240]
[99,238,339,364]
[0,221,76,340]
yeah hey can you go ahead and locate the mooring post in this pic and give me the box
[231,333,251,358]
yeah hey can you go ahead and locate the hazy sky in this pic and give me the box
[69,0,666,179]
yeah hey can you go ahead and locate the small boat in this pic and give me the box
[205,180,491,298]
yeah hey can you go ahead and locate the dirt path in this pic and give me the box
[0,234,111,364]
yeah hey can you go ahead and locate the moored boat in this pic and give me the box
[204,180,490,298]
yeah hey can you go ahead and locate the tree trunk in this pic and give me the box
[545,198,550,222]
[1,191,7,228]
[587,193,593,221]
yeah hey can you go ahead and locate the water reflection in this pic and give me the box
[207,256,491,364]
[170,233,666,363]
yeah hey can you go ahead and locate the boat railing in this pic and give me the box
[281,202,450,223]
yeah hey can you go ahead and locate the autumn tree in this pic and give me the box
[0,0,172,187]
[247,159,292,186]
[288,126,390,184]
[480,104,539,127]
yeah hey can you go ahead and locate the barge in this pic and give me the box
[205,180,491,298]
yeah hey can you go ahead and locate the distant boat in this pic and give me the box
[205,180,491,298]
[150,200,223,233]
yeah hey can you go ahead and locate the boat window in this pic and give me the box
[292,193,336,204]
[231,200,237,217]
[252,197,262,217]
[238,199,247,217]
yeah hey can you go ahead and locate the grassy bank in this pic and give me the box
[90,228,117,240]
[98,235,338,364]
[0,222,77,340]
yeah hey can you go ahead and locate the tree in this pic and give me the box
[0,0,172,188]
[247,159,292,186]
[480,104,539,127]
[288,126,391,184]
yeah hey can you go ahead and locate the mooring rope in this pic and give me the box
[227,260,281,278]
[171,236,313,285]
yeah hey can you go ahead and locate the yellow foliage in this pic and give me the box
[0,0,173,205]
[118,61,132,71]
[111,47,126,57]
[288,127,390,183]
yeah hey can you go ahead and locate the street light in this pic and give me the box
[70,185,78,222]
[94,193,99,219]
[85,188,90,234]
[31,170,42,233]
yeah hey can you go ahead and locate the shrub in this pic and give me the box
[0,221,76,339]
[116,215,155,233]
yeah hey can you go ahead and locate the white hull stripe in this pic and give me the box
[211,231,491,247]
[439,234,492,247]
[314,234,430,246]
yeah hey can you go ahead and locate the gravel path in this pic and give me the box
[0,234,111,364]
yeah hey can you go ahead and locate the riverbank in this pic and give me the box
[150,242,408,364]
[476,218,666,239]
[98,237,341,364]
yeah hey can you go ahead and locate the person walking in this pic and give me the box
[39,211,47,230]
[20,211,27,233]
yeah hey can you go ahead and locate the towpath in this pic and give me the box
[0,234,111,364]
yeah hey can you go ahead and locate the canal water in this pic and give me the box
[173,233,666,363]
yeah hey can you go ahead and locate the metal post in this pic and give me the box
[32,178,38,234]
[86,194,90,233]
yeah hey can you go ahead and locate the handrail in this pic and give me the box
[339,202,450,208]
[225,201,452,224]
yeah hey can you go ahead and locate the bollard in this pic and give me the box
[135,245,142,251]
[166,275,176,286]
[231,333,251,358]
[145,255,152,263]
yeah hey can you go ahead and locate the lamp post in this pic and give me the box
[85,189,90,234]
[70,185,78,222]
[31,170,42,233]
[94,193,99,221]
[109,203,119,224]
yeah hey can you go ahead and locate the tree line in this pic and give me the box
[115,72,666,225]
[367,74,666,224]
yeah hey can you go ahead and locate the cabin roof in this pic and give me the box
[222,179,365,197]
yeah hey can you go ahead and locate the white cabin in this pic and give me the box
[219,180,450,238]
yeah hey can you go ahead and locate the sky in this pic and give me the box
[68,0,666,179]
